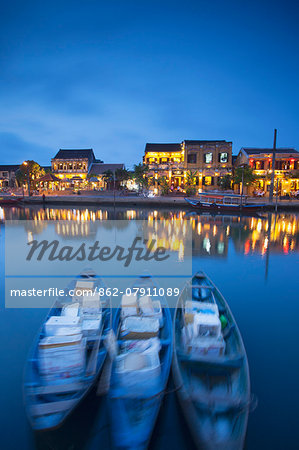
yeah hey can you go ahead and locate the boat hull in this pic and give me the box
[23,274,111,431]
[0,197,21,206]
[172,272,250,450]
[185,198,265,213]
[108,276,173,450]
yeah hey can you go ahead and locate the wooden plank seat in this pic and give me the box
[178,352,244,370]
[30,398,78,416]
[26,382,86,396]
[189,391,247,411]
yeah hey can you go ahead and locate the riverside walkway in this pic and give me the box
[18,192,299,211]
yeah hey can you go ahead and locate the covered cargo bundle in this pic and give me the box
[115,350,161,389]
[38,334,86,382]
[182,300,225,357]
[44,316,81,336]
[120,293,139,318]
[120,316,160,340]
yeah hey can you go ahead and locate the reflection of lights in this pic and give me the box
[27,231,33,242]
[178,242,184,261]
[244,240,250,255]
[0,207,4,220]
[283,236,289,254]
[203,237,211,253]
[217,242,224,254]
[226,226,230,236]
[127,210,136,220]
[257,220,262,233]
[197,223,202,235]
[213,225,217,236]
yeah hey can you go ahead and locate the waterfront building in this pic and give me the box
[143,140,233,192]
[50,149,124,191]
[0,164,20,188]
[182,140,233,190]
[143,143,184,189]
[51,148,97,182]
[235,147,299,195]
[88,163,125,189]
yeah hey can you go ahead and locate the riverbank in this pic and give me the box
[17,193,299,211]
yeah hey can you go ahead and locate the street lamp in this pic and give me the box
[239,164,246,205]
[23,161,30,197]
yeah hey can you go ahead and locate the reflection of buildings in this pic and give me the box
[55,221,98,239]
[143,140,233,192]
[232,215,299,255]
[189,216,229,257]
[1,205,298,256]
[145,213,188,260]
[235,147,299,195]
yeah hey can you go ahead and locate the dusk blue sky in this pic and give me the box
[0,0,298,168]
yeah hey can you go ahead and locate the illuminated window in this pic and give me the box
[204,153,213,164]
[160,158,168,163]
[148,158,156,163]
[187,154,197,164]
[173,157,181,162]
[203,176,212,186]
[219,152,228,163]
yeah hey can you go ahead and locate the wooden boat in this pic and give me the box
[0,196,21,206]
[172,272,250,450]
[108,275,173,450]
[185,193,265,213]
[23,269,111,431]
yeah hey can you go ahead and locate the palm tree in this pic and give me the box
[184,170,198,197]
[102,170,114,190]
[133,163,149,192]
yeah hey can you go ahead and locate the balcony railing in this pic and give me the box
[147,163,184,170]
[52,169,88,173]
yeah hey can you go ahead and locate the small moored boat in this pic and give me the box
[0,196,21,206]
[185,193,265,213]
[24,269,111,431]
[172,272,251,449]
[108,275,173,450]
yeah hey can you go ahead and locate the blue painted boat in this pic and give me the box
[23,269,111,431]
[108,275,173,450]
[172,271,251,450]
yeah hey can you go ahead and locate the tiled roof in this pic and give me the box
[53,149,96,161]
[89,163,125,175]
[241,147,298,155]
[0,164,20,171]
[183,140,230,145]
[145,143,181,152]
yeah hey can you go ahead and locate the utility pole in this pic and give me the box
[269,129,277,203]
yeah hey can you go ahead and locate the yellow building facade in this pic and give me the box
[143,140,233,192]
[235,148,299,196]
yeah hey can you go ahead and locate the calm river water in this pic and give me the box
[0,205,298,450]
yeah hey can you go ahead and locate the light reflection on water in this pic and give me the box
[1,205,298,256]
[0,205,298,450]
